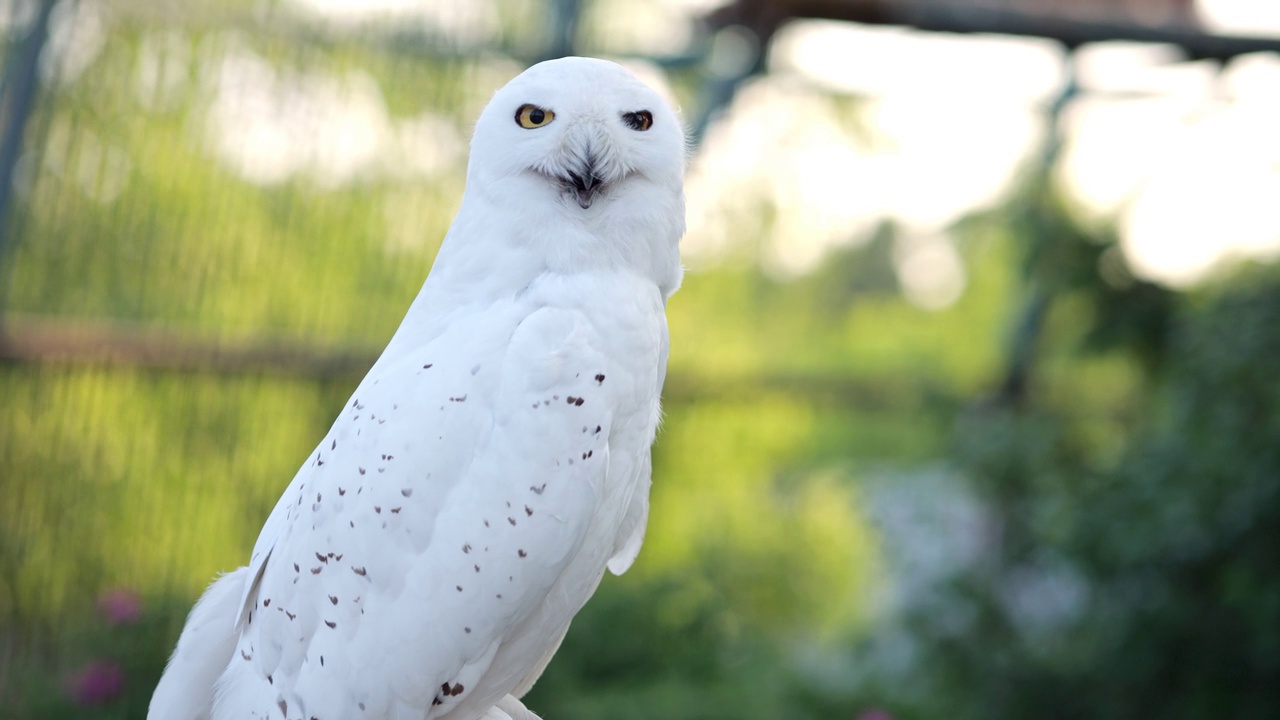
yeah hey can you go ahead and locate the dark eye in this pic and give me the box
[621,111,653,131]
[515,104,555,129]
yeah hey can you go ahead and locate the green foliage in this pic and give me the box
[843,272,1280,720]
[3,592,187,719]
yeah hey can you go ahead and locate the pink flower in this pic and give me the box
[855,710,896,720]
[97,588,141,626]
[66,660,125,705]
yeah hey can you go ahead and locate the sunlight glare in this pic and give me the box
[894,234,966,311]
[286,0,497,43]
[1197,0,1280,37]
[203,42,465,187]
[686,20,1060,288]
[1059,42,1280,286]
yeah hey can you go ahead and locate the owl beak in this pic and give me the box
[565,161,603,209]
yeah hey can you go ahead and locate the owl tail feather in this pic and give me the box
[480,695,545,720]
[148,567,248,720]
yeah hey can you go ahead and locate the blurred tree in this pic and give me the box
[851,259,1280,719]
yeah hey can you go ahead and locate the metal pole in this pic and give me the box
[545,0,582,61]
[0,0,56,317]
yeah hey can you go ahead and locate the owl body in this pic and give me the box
[150,57,684,720]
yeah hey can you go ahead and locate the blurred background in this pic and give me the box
[2,0,1279,717]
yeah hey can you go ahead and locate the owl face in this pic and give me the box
[468,57,685,212]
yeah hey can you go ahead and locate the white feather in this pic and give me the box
[150,56,684,720]
[149,569,247,720]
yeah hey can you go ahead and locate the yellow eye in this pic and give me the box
[515,104,555,129]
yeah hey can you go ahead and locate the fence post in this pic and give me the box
[0,0,56,318]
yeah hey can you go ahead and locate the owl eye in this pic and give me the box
[515,104,555,129]
[621,111,653,131]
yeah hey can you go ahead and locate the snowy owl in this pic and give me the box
[149,56,684,720]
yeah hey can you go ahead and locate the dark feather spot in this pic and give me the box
[329,595,338,605]
[401,488,413,497]
[525,505,533,516]
[595,373,605,383]
[311,566,322,574]
[518,549,527,558]
[352,566,367,576]
[325,620,336,629]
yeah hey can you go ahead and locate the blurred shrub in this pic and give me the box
[849,274,1280,720]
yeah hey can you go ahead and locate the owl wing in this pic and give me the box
[220,304,624,720]
[604,314,667,576]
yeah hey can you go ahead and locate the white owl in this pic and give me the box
[149,56,685,720]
